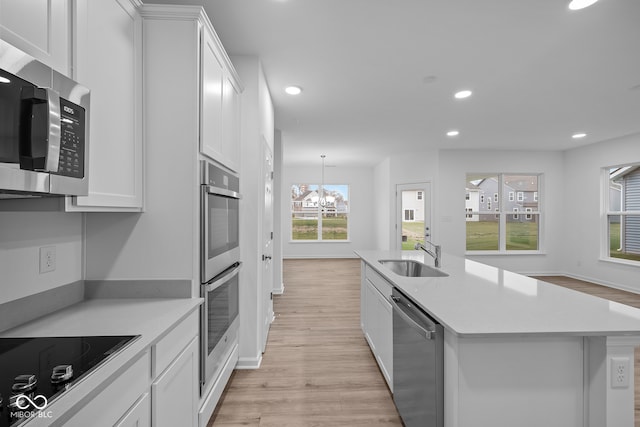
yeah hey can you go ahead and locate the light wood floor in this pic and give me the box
[208,258,402,426]
[207,261,640,426]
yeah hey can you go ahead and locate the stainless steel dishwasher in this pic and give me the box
[391,287,444,427]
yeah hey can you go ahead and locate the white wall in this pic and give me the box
[85,16,200,295]
[562,133,640,292]
[437,149,565,274]
[385,150,440,250]
[283,164,375,258]
[233,55,274,366]
[0,212,83,304]
[374,157,391,250]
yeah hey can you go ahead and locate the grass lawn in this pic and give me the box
[292,216,348,240]
[466,221,538,251]
[609,223,640,262]
[401,221,424,250]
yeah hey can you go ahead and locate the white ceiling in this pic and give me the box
[147,0,640,166]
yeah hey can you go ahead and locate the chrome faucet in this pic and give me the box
[414,241,442,268]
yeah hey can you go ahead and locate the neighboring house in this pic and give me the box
[402,190,425,222]
[291,187,337,218]
[465,176,539,222]
[611,166,640,254]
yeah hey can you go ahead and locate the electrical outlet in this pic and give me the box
[39,246,56,274]
[611,356,630,389]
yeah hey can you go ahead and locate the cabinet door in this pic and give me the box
[222,72,240,172]
[152,337,199,427]
[200,28,224,164]
[374,286,393,389]
[0,0,71,74]
[363,280,377,351]
[68,0,143,211]
[115,392,151,427]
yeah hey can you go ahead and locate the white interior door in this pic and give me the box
[396,183,432,250]
[261,139,274,353]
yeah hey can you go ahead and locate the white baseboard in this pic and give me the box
[273,283,284,295]
[236,354,262,369]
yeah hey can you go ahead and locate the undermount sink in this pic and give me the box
[378,259,449,278]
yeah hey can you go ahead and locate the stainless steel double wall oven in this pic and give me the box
[200,160,241,393]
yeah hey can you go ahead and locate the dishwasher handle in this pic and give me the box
[391,296,435,340]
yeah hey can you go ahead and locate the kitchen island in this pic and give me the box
[356,250,640,427]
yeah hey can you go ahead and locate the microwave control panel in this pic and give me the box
[54,98,86,178]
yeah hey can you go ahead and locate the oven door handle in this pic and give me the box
[204,185,241,199]
[204,262,242,292]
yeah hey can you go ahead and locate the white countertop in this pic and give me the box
[0,297,202,426]
[356,250,640,337]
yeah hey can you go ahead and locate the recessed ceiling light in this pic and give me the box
[572,133,587,139]
[0,76,10,84]
[568,0,598,10]
[285,86,302,95]
[454,90,472,99]
[446,130,460,137]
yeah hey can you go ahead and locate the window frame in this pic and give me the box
[290,183,350,242]
[601,164,640,266]
[466,173,544,255]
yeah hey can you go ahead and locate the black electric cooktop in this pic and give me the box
[0,335,139,427]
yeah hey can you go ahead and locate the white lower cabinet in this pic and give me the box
[152,337,199,427]
[361,263,393,390]
[115,393,151,427]
[58,311,199,427]
[64,352,151,426]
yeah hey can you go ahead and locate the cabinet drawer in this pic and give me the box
[64,351,151,426]
[153,310,199,377]
[365,265,393,298]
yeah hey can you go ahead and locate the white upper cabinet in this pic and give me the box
[0,0,71,75]
[222,71,241,172]
[201,22,242,172]
[67,0,143,211]
[201,29,225,166]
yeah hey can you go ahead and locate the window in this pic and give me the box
[291,184,349,241]
[525,207,532,220]
[604,164,640,263]
[466,174,541,252]
[404,210,415,221]
[417,191,423,200]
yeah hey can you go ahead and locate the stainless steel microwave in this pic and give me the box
[0,40,90,198]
